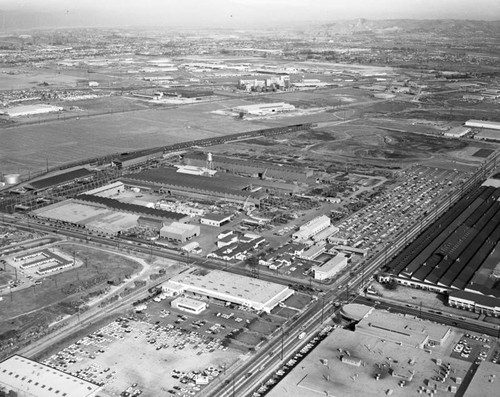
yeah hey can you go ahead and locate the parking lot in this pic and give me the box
[334,165,463,255]
[450,332,499,365]
[42,316,238,397]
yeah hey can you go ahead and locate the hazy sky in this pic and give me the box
[2,0,499,27]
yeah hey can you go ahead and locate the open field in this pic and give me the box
[0,98,277,175]
[0,242,143,334]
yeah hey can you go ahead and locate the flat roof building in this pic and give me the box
[312,254,348,280]
[351,304,452,348]
[233,102,295,116]
[0,355,101,397]
[293,215,331,241]
[160,222,200,243]
[171,296,208,314]
[167,270,293,313]
[200,213,232,227]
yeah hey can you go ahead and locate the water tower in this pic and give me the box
[206,152,214,170]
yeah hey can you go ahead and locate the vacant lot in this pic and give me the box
[0,242,142,335]
[0,98,277,175]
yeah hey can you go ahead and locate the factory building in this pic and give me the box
[121,167,266,208]
[0,355,101,397]
[311,253,349,280]
[164,270,294,313]
[292,215,331,241]
[183,152,313,182]
[160,222,200,243]
[200,213,232,227]
[233,102,295,116]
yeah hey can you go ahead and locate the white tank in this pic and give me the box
[207,152,213,162]
[4,174,20,185]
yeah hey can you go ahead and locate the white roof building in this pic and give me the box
[293,215,331,241]
[167,270,294,313]
[0,355,101,397]
[234,102,295,116]
[312,254,348,280]
[465,119,500,130]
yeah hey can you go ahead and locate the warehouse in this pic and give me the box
[171,296,208,314]
[0,355,101,397]
[200,213,232,227]
[233,102,295,116]
[293,215,331,241]
[166,270,294,313]
[159,222,200,243]
[465,119,500,130]
[311,254,348,280]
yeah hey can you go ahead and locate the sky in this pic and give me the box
[1,0,499,28]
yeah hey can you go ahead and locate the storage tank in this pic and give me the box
[4,174,20,185]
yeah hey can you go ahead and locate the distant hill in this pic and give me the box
[315,19,500,37]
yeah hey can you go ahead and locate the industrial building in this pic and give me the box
[0,355,101,397]
[311,253,348,280]
[465,119,500,130]
[266,326,467,397]
[159,222,200,243]
[26,168,94,192]
[84,181,124,197]
[448,290,500,317]
[171,296,208,314]
[444,126,471,138]
[163,270,294,313]
[292,215,331,241]
[473,129,500,142]
[121,167,267,208]
[233,102,295,116]
[183,152,313,182]
[342,304,452,348]
[383,183,500,300]
[200,213,232,227]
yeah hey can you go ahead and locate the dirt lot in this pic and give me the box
[0,241,143,342]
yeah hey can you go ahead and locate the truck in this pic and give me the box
[298,332,306,340]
